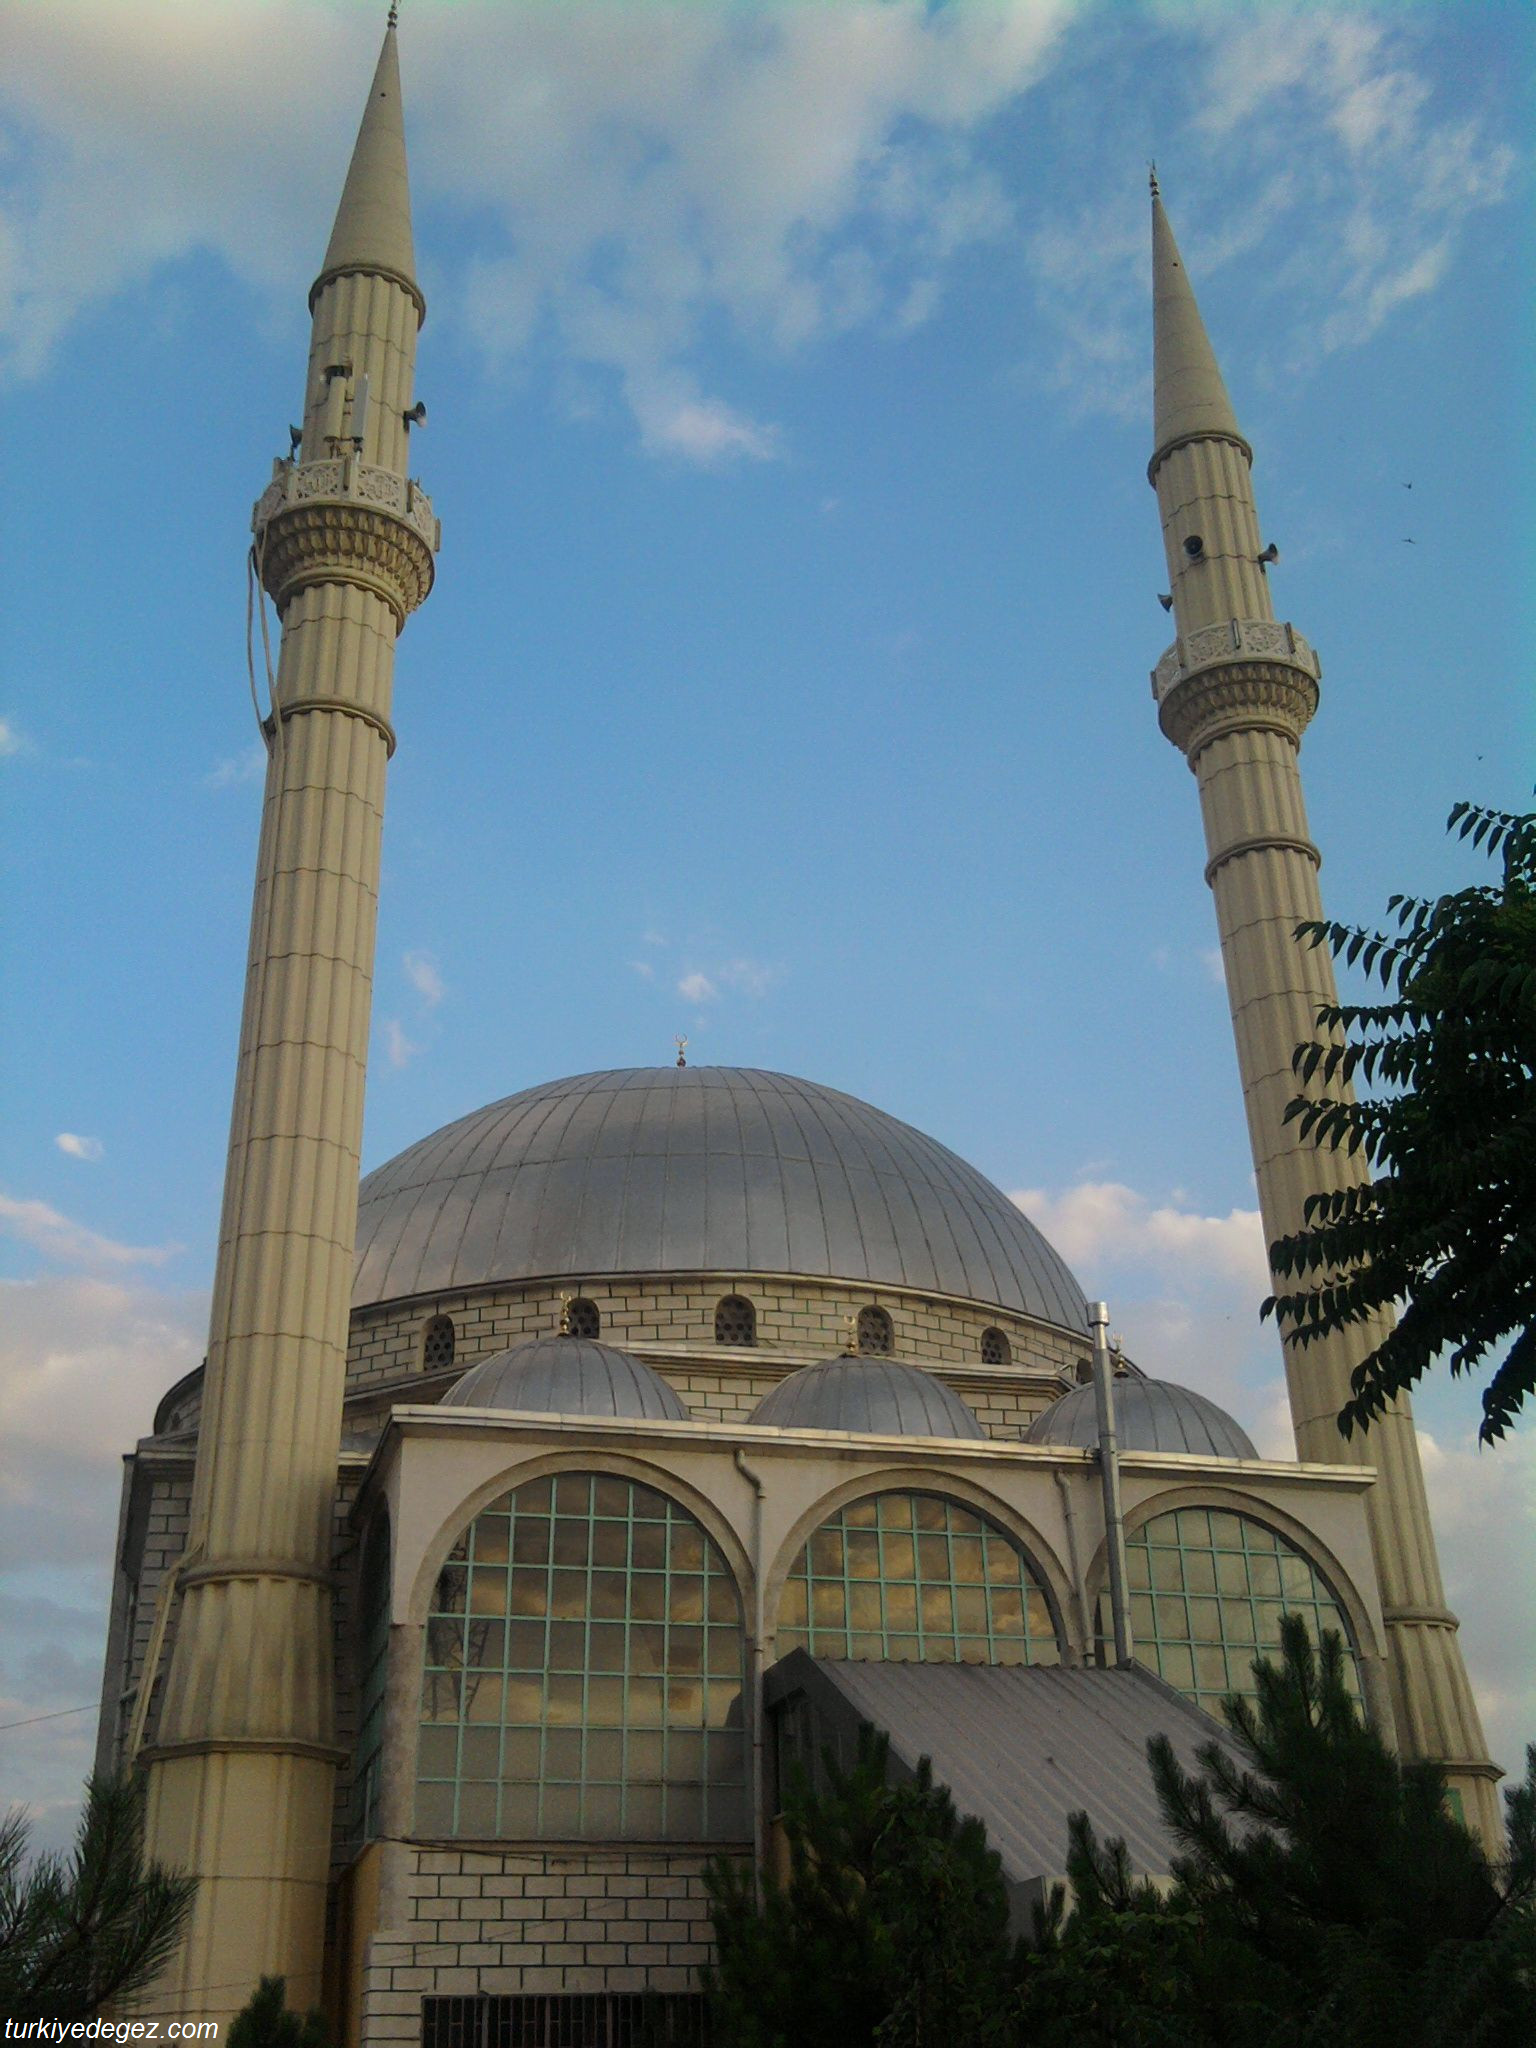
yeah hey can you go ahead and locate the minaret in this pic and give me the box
[140,20,437,2015]
[1146,179,1499,1837]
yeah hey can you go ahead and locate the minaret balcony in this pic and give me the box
[1151,617,1319,706]
[252,456,439,623]
[253,455,440,551]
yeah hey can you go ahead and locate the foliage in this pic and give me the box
[703,1725,1017,2048]
[227,1976,330,2048]
[0,1773,197,2021]
[1022,1617,1536,2047]
[1263,799,1536,1443]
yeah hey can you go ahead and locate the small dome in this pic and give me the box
[443,1335,689,1422]
[1026,1378,1257,1460]
[749,1356,987,1440]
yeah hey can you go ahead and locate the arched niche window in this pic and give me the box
[1113,1507,1360,1715]
[353,1511,391,1842]
[566,1297,601,1340]
[856,1305,894,1356]
[422,1315,455,1371]
[418,1473,748,1843]
[777,1491,1060,1667]
[979,1327,1011,1367]
[715,1295,756,1347]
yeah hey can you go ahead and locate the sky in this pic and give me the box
[1,0,1532,1853]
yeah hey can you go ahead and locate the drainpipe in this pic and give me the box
[1090,1302,1134,1667]
[1053,1469,1090,1660]
[734,1446,767,1897]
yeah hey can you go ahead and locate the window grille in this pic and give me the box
[567,1297,601,1340]
[423,1315,456,1370]
[979,1328,1010,1366]
[422,1994,711,2048]
[418,1472,748,1842]
[1105,1507,1360,1714]
[714,1295,756,1347]
[855,1306,893,1355]
[777,1490,1060,1667]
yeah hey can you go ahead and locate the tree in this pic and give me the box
[704,1725,1017,2048]
[0,1774,197,2021]
[227,1976,330,2048]
[1264,799,1536,1443]
[1022,1618,1536,2047]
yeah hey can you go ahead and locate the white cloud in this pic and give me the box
[717,957,782,1000]
[0,1272,206,1849]
[1024,6,1515,415]
[1014,1180,1268,1295]
[53,1133,103,1162]
[677,970,718,1004]
[1418,1424,1536,1779]
[0,0,1078,452]
[203,743,266,790]
[629,959,657,982]
[382,1018,419,1070]
[0,716,25,758]
[404,950,445,1008]
[0,1192,179,1270]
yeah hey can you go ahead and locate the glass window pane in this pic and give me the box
[1126,1508,1358,1716]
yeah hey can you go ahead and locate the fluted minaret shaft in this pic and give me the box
[1147,184,1498,1839]
[142,25,437,2016]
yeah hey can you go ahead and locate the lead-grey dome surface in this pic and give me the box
[354,1067,1087,1327]
[748,1356,987,1439]
[1025,1379,1257,1460]
[443,1335,689,1421]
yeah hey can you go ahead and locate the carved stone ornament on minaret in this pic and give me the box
[1146,181,1500,1844]
[138,20,438,2019]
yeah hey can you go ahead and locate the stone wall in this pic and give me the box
[358,1846,737,2039]
[345,1273,1085,1407]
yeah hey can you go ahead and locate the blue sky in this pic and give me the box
[2,0,1532,1847]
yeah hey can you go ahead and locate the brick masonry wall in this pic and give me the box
[344,1275,1085,1419]
[359,1845,741,2038]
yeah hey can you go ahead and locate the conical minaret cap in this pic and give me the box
[311,21,420,312]
[1150,181,1246,476]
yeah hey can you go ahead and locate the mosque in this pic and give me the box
[91,18,1499,2046]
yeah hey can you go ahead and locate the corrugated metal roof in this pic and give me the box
[353,1068,1087,1327]
[767,1653,1242,1885]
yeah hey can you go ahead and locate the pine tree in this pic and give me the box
[0,1774,197,2021]
[704,1725,1017,2048]
[227,1975,330,2048]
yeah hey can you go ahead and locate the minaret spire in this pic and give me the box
[313,15,418,310]
[140,19,439,2019]
[1146,182,1499,1842]
[1149,184,1245,474]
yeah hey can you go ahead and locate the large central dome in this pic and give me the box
[353,1067,1085,1327]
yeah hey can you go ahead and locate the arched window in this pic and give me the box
[715,1295,756,1347]
[422,1315,455,1371]
[777,1491,1060,1667]
[566,1297,601,1340]
[1115,1507,1360,1714]
[418,1473,748,1842]
[353,1512,391,1842]
[979,1328,1011,1366]
[856,1305,893,1356]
